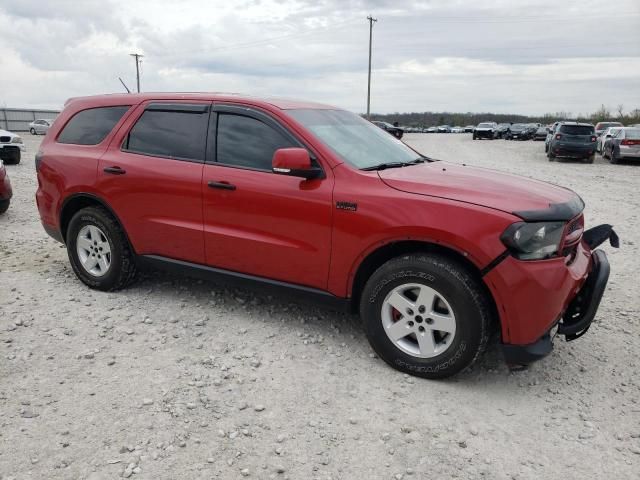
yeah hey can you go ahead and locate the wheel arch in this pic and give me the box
[59,193,136,253]
[349,240,499,324]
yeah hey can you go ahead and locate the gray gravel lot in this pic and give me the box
[1,133,639,479]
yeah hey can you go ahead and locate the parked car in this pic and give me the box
[547,122,597,163]
[426,126,437,133]
[603,127,640,163]
[544,122,562,152]
[594,121,623,138]
[496,123,511,138]
[597,126,623,154]
[436,125,451,133]
[533,126,548,141]
[451,126,464,133]
[0,129,25,164]
[506,123,533,140]
[464,125,474,133]
[29,119,53,135]
[0,159,12,214]
[372,121,404,139]
[472,122,497,139]
[36,93,615,379]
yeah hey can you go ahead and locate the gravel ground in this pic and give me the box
[1,133,639,479]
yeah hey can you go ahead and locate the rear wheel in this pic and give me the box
[360,253,493,379]
[547,148,556,161]
[30,128,36,135]
[583,154,595,164]
[66,206,137,291]
[0,199,9,214]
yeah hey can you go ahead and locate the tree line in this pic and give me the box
[370,104,640,127]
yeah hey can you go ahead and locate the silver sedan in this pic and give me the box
[28,119,52,135]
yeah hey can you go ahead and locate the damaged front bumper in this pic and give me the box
[502,224,617,366]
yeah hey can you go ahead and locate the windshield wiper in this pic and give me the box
[361,158,425,171]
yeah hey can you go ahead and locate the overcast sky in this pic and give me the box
[0,0,639,115]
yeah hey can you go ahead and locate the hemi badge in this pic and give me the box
[336,201,358,211]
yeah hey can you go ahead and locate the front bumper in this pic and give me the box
[0,143,26,153]
[502,249,610,364]
[474,130,494,138]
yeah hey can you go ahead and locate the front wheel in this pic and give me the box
[360,254,493,379]
[66,206,138,291]
[0,199,9,214]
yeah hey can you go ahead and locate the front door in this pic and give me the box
[202,105,333,290]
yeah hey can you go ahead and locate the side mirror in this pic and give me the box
[272,148,323,180]
[606,134,612,138]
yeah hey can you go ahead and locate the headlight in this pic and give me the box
[11,137,23,144]
[501,222,565,260]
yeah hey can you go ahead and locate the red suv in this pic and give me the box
[36,93,617,378]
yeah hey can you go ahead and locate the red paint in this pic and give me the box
[36,93,598,348]
[0,162,12,201]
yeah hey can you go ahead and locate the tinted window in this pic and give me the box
[58,106,130,145]
[216,114,294,170]
[123,108,209,161]
[559,125,594,135]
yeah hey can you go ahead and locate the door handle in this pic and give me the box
[208,181,236,191]
[103,166,126,175]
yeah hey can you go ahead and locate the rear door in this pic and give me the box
[97,101,210,264]
[201,104,333,289]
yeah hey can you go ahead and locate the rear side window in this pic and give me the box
[57,106,130,145]
[559,125,594,135]
[216,114,294,170]
[123,105,209,162]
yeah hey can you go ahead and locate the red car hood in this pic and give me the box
[379,162,581,219]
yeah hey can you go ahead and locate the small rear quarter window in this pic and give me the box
[57,106,130,145]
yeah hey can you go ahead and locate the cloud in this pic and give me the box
[0,0,638,115]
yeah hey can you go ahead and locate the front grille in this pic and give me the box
[0,136,10,143]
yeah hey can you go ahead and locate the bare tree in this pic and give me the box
[617,104,624,119]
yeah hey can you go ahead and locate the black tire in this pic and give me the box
[359,253,493,379]
[3,149,21,165]
[30,128,36,135]
[66,206,137,291]
[583,154,595,164]
[472,134,477,140]
[609,148,618,164]
[547,148,555,161]
[0,199,9,214]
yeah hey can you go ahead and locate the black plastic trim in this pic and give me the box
[513,194,585,222]
[138,255,351,313]
[502,332,554,365]
[480,250,509,276]
[42,223,64,244]
[146,103,210,113]
[557,249,610,340]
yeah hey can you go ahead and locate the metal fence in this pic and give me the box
[0,108,61,132]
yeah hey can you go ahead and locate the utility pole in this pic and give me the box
[129,53,144,93]
[366,15,377,120]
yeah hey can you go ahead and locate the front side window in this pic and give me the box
[123,106,209,162]
[216,114,294,170]
[58,106,130,145]
[287,109,420,169]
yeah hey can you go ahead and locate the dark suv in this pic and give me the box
[547,122,597,163]
[36,93,616,379]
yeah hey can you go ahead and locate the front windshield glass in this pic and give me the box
[511,123,526,129]
[478,123,493,128]
[287,109,420,169]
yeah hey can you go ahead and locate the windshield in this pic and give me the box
[477,123,494,128]
[287,109,421,169]
[511,124,526,129]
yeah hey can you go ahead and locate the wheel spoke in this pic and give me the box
[98,240,111,254]
[97,256,109,273]
[428,311,456,333]
[77,236,93,252]
[416,287,436,311]
[83,256,98,271]
[416,329,436,356]
[386,291,414,313]
[88,225,101,242]
[385,318,413,341]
